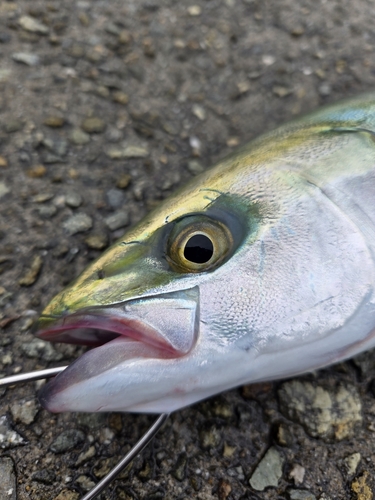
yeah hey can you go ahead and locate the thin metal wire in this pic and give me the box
[81,413,169,500]
[0,366,170,500]
[0,366,68,387]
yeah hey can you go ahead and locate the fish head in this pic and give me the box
[36,164,264,413]
[36,95,375,413]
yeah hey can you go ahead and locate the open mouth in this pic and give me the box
[35,286,200,368]
[36,307,192,356]
[35,287,200,412]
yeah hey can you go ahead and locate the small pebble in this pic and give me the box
[106,144,149,159]
[188,5,202,16]
[75,475,96,491]
[53,489,79,500]
[172,452,187,481]
[50,429,86,454]
[105,126,122,143]
[19,15,49,35]
[319,83,331,96]
[69,128,90,145]
[18,255,43,286]
[42,136,68,157]
[116,174,131,189]
[344,453,361,477]
[0,415,24,450]
[0,156,8,168]
[32,193,54,203]
[351,471,373,500]
[84,233,108,250]
[11,398,39,425]
[37,205,57,218]
[104,211,129,231]
[289,464,306,485]
[81,117,106,134]
[249,446,284,491]
[0,182,10,199]
[192,104,206,121]
[44,115,65,128]
[32,469,56,485]
[26,165,46,178]
[62,213,93,235]
[273,85,293,98]
[12,52,40,66]
[65,191,82,208]
[187,160,204,175]
[106,188,125,209]
[0,457,16,500]
[288,490,316,500]
[76,445,96,466]
[112,91,129,104]
[99,427,114,445]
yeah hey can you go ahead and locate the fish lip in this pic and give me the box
[36,310,183,355]
[35,286,200,356]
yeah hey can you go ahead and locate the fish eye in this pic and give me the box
[166,216,233,273]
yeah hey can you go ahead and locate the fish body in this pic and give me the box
[37,93,375,413]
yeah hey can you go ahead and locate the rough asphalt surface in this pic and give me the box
[1,1,375,499]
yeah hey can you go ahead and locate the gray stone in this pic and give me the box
[81,117,106,133]
[76,445,96,465]
[0,415,25,450]
[289,490,317,500]
[65,191,83,208]
[32,193,54,203]
[192,104,206,121]
[106,188,125,209]
[75,475,96,491]
[19,15,49,34]
[37,205,57,218]
[50,429,85,453]
[104,211,129,231]
[62,213,93,235]
[0,182,10,199]
[105,144,149,159]
[105,126,122,143]
[343,452,361,476]
[12,52,40,66]
[187,160,204,175]
[32,469,56,484]
[11,398,39,425]
[69,128,90,145]
[21,338,63,362]
[84,233,108,250]
[0,457,16,500]
[249,446,284,491]
[42,136,68,157]
[278,381,362,441]
[319,83,331,96]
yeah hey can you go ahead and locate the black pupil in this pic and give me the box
[184,234,214,264]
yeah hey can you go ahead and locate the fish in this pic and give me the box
[35,93,375,414]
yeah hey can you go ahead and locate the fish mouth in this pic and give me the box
[35,287,200,412]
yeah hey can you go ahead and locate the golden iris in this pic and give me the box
[167,216,233,273]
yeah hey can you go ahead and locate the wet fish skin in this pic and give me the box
[36,93,375,413]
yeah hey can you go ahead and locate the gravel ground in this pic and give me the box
[1,1,375,499]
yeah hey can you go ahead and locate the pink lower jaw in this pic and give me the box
[36,313,181,355]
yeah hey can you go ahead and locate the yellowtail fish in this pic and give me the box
[36,93,375,414]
